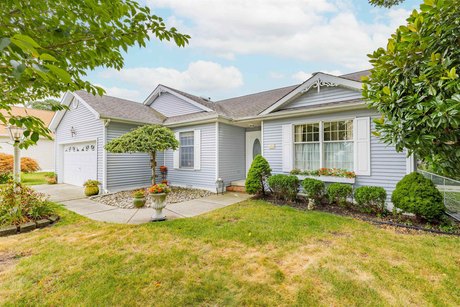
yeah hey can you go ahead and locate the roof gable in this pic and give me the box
[259,73,363,115]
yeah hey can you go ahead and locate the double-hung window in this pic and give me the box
[294,120,354,171]
[179,131,194,168]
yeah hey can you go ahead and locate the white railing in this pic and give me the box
[418,169,460,214]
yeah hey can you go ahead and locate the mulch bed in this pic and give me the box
[255,194,460,236]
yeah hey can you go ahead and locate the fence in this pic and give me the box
[418,169,460,215]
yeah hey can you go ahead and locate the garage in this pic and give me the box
[62,142,98,186]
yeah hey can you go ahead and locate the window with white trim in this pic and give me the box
[294,120,354,171]
[179,131,194,168]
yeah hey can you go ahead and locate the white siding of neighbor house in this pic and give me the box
[150,92,203,117]
[218,123,246,185]
[281,86,362,110]
[54,100,104,183]
[106,122,158,192]
[0,137,55,171]
[262,109,407,201]
[163,123,217,191]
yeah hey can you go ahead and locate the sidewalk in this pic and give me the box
[33,184,250,224]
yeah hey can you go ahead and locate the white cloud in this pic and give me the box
[148,0,411,69]
[291,69,343,82]
[99,61,243,98]
[101,86,143,102]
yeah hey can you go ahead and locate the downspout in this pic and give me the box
[102,119,110,193]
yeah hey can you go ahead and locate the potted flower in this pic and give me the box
[83,179,100,196]
[132,190,147,208]
[148,183,171,221]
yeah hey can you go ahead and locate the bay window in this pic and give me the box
[294,120,354,171]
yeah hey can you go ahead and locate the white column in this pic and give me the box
[13,141,21,183]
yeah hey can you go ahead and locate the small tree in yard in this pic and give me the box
[105,125,178,185]
[245,155,271,195]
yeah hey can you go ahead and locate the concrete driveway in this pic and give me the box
[33,184,250,224]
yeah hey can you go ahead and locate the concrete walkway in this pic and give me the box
[33,184,250,224]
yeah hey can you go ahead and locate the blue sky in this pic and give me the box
[87,0,420,102]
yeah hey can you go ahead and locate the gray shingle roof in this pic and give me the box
[340,69,371,82]
[75,90,165,124]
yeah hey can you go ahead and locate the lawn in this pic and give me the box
[20,171,52,185]
[1,200,459,306]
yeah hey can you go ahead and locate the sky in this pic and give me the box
[86,0,421,102]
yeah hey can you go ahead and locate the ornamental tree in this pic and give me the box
[105,125,179,184]
[1,0,189,149]
[363,0,460,177]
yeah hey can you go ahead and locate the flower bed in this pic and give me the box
[91,186,212,209]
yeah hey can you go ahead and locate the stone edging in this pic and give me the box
[0,215,60,237]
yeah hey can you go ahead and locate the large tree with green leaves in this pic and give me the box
[1,0,189,149]
[27,98,60,111]
[105,125,179,184]
[363,0,460,177]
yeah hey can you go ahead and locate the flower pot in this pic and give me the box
[133,196,146,208]
[150,193,167,221]
[84,186,99,196]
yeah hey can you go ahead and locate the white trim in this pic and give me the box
[102,119,110,193]
[194,129,201,170]
[215,122,219,179]
[319,121,324,169]
[353,117,371,176]
[282,124,294,172]
[261,121,264,156]
[406,152,416,174]
[143,85,214,112]
[57,137,98,145]
[260,73,363,115]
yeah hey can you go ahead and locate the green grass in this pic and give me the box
[1,200,459,306]
[20,172,52,186]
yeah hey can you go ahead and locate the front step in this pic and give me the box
[226,179,246,192]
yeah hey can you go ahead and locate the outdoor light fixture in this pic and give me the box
[215,178,225,195]
[6,125,25,183]
[70,126,76,137]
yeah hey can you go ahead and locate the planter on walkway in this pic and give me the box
[150,193,167,221]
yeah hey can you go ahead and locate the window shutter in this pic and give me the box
[354,117,371,176]
[282,124,293,172]
[194,129,201,170]
[173,132,180,169]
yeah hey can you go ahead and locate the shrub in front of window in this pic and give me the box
[391,172,444,222]
[245,155,271,195]
[354,186,387,214]
[327,183,353,206]
[301,178,325,203]
[267,174,299,202]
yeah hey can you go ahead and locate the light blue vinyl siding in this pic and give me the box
[54,100,104,183]
[106,122,158,191]
[150,92,203,117]
[262,109,407,201]
[163,123,217,191]
[282,86,362,110]
[218,123,246,185]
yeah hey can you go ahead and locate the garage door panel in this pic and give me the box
[63,142,97,186]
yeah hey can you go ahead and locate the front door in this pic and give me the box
[246,130,262,176]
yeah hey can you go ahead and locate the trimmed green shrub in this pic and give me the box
[245,155,272,195]
[302,178,325,202]
[268,174,299,202]
[327,183,353,206]
[354,186,387,214]
[391,172,444,222]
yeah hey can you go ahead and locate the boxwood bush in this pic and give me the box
[267,174,299,202]
[354,186,387,214]
[391,172,445,222]
[301,178,325,202]
[245,155,272,195]
[327,183,353,206]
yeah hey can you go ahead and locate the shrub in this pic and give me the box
[245,155,271,195]
[83,180,100,187]
[0,172,12,184]
[327,183,353,206]
[391,172,444,222]
[0,153,40,174]
[301,178,325,201]
[267,174,299,202]
[0,182,56,226]
[354,186,387,214]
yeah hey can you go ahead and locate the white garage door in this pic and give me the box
[63,142,97,187]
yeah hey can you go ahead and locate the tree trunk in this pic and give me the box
[150,151,157,185]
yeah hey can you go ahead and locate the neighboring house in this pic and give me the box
[0,107,55,171]
[49,70,415,200]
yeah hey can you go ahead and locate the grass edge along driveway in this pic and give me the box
[0,200,459,306]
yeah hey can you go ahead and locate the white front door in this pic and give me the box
[63,142,97,186]
[246,130,262,176]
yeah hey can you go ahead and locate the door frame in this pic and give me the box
[246,130,262,176]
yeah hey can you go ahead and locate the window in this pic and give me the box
[294,120,354,171]
[179,131,194,168]
[294,123,320,170]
